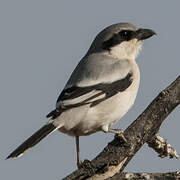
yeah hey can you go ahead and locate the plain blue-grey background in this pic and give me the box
[1,1,180,179]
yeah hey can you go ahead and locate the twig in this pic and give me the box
[147,135,179,159]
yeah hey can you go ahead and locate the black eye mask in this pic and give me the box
[102,30,135,50]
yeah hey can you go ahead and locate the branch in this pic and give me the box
[108,171,180,180]
[147,135,179,159]
[63,76,180,180]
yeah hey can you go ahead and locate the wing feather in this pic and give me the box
[46,72,133,119]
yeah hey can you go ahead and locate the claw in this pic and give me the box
[77,159,83,169]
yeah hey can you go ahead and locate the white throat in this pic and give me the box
[109,39,142,60]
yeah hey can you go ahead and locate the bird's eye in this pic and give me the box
[119,30,133,41]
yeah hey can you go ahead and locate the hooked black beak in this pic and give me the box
[135,28,156,40]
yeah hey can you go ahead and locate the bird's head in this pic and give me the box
[88,23,156,60]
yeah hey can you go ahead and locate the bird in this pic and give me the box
[6,23,156,168]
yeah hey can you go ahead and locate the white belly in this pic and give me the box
[58,78,139,136]
[82,83,139,133]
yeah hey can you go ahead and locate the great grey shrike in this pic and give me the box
[7,23,156,168]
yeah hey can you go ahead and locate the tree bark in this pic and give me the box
[147,135,179,159]
[63,76,180,180]
[108,171,180,180]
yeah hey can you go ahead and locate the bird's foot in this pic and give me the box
[77,159,83,169]
[109,129,127,143]
[77,159,92,169]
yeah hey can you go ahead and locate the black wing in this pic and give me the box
[47,72,133,119]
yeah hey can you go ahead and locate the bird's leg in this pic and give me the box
[75,136,82,168]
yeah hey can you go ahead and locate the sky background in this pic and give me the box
[1,0,180,179]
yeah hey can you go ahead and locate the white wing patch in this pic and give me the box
[56,89,105,108]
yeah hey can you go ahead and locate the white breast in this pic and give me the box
[56,59,140,136]
[76,59,140,135]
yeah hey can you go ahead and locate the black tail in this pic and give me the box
[6,123,56,159]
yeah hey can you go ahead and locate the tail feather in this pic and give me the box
[6,123,57,159]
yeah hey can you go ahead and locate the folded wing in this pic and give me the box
[47,72,133,119]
